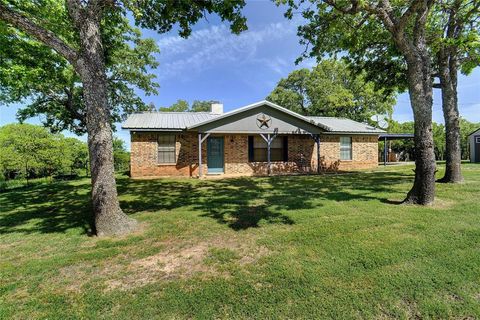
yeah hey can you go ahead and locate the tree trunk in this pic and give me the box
[403,55,436,205]
[76,13,137,236]
[437,51,463,183]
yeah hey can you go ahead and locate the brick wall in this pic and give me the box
[130,132,378,178]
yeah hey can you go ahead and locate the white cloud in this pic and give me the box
[156,22,296,79]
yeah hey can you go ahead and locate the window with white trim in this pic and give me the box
[157,135,176,164]
[340,136,352,160]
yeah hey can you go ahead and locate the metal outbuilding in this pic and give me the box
[468,128,480,163]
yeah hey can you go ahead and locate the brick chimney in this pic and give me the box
[211,103,223,114]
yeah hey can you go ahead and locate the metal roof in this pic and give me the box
[378,133,414,140]
[122,112,220,131]
[307,116,385,134]
[122,100,385,134]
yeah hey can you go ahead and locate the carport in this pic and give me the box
[378,133,415,166]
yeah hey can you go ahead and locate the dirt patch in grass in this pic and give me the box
[384,197,455,210]
[102,235,270,291]
[431,198,455,210]
[395,299,421,319]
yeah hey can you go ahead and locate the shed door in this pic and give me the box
[475,136,480,162]
[207,137,224,173]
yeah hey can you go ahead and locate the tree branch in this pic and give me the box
[0,3,78,65]
[397,1,423,32]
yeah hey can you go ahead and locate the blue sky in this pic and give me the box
[1,0,479,150]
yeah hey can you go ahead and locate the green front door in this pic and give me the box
[207,137,224,173]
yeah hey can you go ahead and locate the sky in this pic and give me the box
[1,0,479,150]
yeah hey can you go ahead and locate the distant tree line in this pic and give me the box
[0,124,129,185]
[386,118,480,161]
[155,100,220,112]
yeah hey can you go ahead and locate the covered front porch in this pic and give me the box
[196,132,322,177]
[189,102,325,177]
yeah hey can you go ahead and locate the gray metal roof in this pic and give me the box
[122,100,385,134]
[307,116,385,134]
[122,112,220,131]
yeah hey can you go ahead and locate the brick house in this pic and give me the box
[122,101,384,178]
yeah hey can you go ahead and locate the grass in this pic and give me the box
[0,176,52,191]
[1,164,480,319]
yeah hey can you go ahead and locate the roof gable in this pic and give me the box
[188,100,325,134]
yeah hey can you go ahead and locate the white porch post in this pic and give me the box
[260,133,276,176]
[198,132,211,178]
[316,134,320,174]
[267,133,271,175]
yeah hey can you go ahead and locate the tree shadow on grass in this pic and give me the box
[0,170,413,235]
[119,171,413,231]
[0,179,93,235]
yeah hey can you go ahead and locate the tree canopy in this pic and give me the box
[267,60,396,123]
[0,7,160,135]
[157,99,220,112]
[0,123,88,181]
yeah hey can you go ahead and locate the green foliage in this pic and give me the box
[386,118,480,160]
[157,99,220,112]
[0,0,250,136]
[191,100,219,112]
[125,0,248,37]
[386,121,449,160]
[112,136,130,172]
[0,123,88,181]
[0,10,160,135]
[0,0,248,134]
[428,1,480,76]
[267,60,396,123]
[158,99,190,112]
[280,0,480,93]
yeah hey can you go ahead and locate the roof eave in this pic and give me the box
[322,131,385,135]
[122,127,185,132]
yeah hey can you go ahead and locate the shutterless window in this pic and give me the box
[252,136,284,162]
[158,135,176,164]
[340,136,352,160]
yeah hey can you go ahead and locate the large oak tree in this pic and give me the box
[287,0,480,184]
[431,0,480,183]
[282,0,437,204]
[0,0,247,236]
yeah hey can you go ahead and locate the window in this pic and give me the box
[157,135,176,164]
[476,137,480,144]
[249,136,287,162]
[340,136,352,160]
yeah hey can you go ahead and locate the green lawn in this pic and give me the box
[1,164,480,319]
